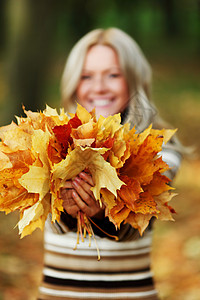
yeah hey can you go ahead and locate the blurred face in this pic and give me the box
[76,45,129,118]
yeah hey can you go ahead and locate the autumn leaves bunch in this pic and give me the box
[0,104,176,239]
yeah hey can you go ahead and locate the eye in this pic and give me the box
[81,74,91,80]
[109,73,121,78]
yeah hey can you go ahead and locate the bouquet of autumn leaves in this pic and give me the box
[0,103,176,241]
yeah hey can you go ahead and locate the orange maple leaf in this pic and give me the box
[144,171,171,196]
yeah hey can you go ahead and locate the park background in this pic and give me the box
[0,1,200,299]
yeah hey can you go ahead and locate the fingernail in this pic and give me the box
[74,177,81,183]
[72,190,77,197]
[72,181,78,187]
[79,172,85,177]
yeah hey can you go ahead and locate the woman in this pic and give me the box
[38,28,182,300]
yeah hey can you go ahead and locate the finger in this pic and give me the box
[61,180,73,189]
[72,179,95,206]
[74,177,94,197]
[79,172,94,186]
[72,190,104,218]
[72,190,90,214]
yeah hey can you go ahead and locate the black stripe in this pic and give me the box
[44,264,151,275]
[43,275,153,288]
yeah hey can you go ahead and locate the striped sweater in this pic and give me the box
[37,148,181,300]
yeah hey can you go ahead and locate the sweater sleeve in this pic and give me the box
[160,146,182,180]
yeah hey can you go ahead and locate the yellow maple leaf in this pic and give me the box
[71,118,97,140]
[109,125,131,169]
[18,130,51,201]
[151,128,177,145]
[0,149,38,213]
[51,193,64,223]
[96,113,122,143]
[18,193,51,238]
[0,168,38,213]
[101,188,116,210]
[76,103,95,124]
[52,146,124,202]
[125,212,152,235]
[43,105,69,127]
[154,191,177,221]
[0,144,12,170]
[0,122,32,151]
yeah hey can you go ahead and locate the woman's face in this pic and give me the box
[76,45,129,118]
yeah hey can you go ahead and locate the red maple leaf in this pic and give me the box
[53,115,82,158]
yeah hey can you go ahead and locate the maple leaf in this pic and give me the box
[0,168,38,213]
[51,192,64,223]
[96,113,122,143]
[105,176,141,228]
[109,125,131,168]
[3,149,35,170]
[117,175,142,210]
[18,193,51,238]
[108,202,131,228]
[0,148,38,212]
[19,130,51,201]
[52,146,124,202]
[71,118,97,140]
[134,191,159,214]
[0,144,12,170]
[151,128,177,145]
[125,212,153,235]
[43,105,69,125]
[99,137,114,161]
[101,188,116,210]
[47,137,63,165]
[0,122,32,151]
[76,103,95,124]
[135,134,164,159]
[71,118,97,148]
[144,171,172,196]
[53,124,72,157]
[154,191,177,221]
[53,114,82,157]
[120,132,170,185]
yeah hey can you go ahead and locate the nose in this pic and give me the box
[92,75,107,93]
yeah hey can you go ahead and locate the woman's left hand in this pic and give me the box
[71,171,105,219]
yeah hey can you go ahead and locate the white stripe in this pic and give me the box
[44,251,151,272]
[45,243,151,257]
[43,267,153,281]
[44,230,152,252]
[39,286,158,299]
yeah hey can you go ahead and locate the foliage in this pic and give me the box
[0,104,176,242]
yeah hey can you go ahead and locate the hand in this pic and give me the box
[60,180,79,218]
[60,172,105,219]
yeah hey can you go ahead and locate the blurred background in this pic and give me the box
[0,0,200,299]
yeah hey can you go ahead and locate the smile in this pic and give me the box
[92,99,113,107]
